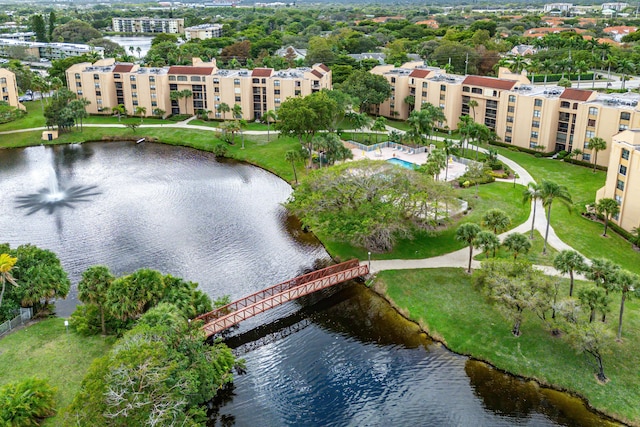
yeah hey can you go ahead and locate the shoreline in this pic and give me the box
[0,133,634,426]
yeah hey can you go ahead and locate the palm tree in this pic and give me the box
[467,99,478,122]
[134,106,147,123]
[588,257,620,322]
[285,149,301,184]
[588,136,606,172]
[595,198,620,237]
[180,89,193,114]
[604,54,617,81]
[263,109,277,142]
[553,250,587,296]
[239,118,247,149]
[481,208,511,235]
[541,59,554,85]
[232,104,243,122]
[112,104,126,122]
[456,223,482,273]
[78,265,114,335]
[574,60,588,89]
[136,46,142,59]
[442,138,457,181]
[617,58,635,90]
[218,102,230,121]
[503,233,532,260]
[0,253,18,308]
[474,231,500,259]
[170,90,182,114]
[371,116,387,144]
[522,182,543,239]
[457,115,474,156]
[540,180,573,254]
[614,269,639,341]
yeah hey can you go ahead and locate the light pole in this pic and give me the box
[368,251,371,272]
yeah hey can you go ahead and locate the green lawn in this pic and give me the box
[379,267,640,425]
[83,115,167,125]
[0,101,46,131]
[0,318,114,425]
[474,230,559,266]
[496,147,640,274]
[324,181,530,261]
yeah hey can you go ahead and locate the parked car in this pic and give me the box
[18,95,33,102]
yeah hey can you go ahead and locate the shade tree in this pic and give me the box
[553,250,587,297]
[502,233,532,260]
[456,223,482,273]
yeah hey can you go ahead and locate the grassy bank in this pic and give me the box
[0,318,114,425]
[324,181,530,261]
[473,230,559,266]
[378,267,640,425]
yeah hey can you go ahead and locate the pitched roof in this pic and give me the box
[113,64,134,73]
[409,69,431,78]
[316,63,330,72]
[560,88,594,102]
[252,68,272,77]
[167,66,215,75]
[462,75,517,90]
[311,69,323,78]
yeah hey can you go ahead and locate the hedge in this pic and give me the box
[532,73,594,83]
[489,140,555,157]
[563,157,608,171]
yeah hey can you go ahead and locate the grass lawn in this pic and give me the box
[0,318,114,425]
[378,267,640,425]
[0,101,46,131]
[474,230,559,266]
[83,115,167,125]
[496,147,640,274]
[324,181,530,261]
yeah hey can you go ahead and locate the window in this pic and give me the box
[213,78,219,84]
[619,124,629,131]
[149,76,155,83]
[152,101,157,107]
[190,76,201,82]
[533,110,541,118]
[506,116,514,123]
[214,87,219,93]
[588,119,596,127]
[440,85,446,91]
[439,94,445,101]
[422,91,427,97]
[529,142,538,149]
[95,91,101,96]
[506,126,512,133]
[274,89,280,95]
[589,107,598,116]
[132,92,137,98]
[113,73,121,79]
[295,90,301,96]
[169,76,176,81]
[390,77,396,83]
[615,194,622,204]
[170,84,177,91]
[275,98,281,104]
[77,90,83,95]
[505,136,512,143]
[531,131,539,139]
[131,84,137,89]
[534,99,542,107]
[463,86,470,93]
[274,80,280,86]
[93,74,99,80]
[585,130,595,139]
[177,76,187,82]
[252,78,259,84]
[584,141,589,149]
[471,88,482,94]
[507,106,515,113]
[532,120,540,128]
[234,79,240,85]
[422,82,428,88]
[133,100,138,106]
[621,112,631,120]
[509,95,515,102]
[390,103,395,109]
[97,99,102,104]
[573,103,578,110]
[560,101,570,108]
[150,85,156,90]
[75,82,82,87]
[582,153,591,161]
[619,165,627,176]
[295,81,301,87]
[617,179,625,191]
[151,93,156,99]
[130,76,136,81]
[622,149,630,160]
[94,83,100,88]
[74,74,80,80]
[235,96,241,102]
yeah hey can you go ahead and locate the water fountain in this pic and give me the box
[15,163,100,215]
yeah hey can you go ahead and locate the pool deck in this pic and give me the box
[349,146,467,182]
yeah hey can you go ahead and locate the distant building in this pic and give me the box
[65,58,331,120]
[603,25,637,42]
[112,18,185,34]
[347,52,422,65]
[543,3,574,14]
[184,24,223,41]
[510,45,537,56]
[602,2,628,12]
[596,129,640,233]
[0,39,104,60]
[275,46,307,61]
[0,68,23,109]
[0,32,35,41]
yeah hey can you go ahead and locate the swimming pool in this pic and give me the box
[387,157,419,169]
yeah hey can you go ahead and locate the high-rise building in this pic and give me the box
[112,18,185,34]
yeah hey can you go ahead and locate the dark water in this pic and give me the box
[0,142,618,427]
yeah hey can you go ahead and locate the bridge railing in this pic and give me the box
[202,263,368,337]
[195,259,360,324]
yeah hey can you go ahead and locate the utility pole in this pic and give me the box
[465,53,469,75]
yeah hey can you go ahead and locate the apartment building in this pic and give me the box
[596,130,640,233]
[185,24,223,41]
[372,62,640,167]
[0,68,23,109]
[65,58,332,120]
[0,39,104,60]
[112,18,184,34]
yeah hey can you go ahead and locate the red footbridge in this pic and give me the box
[196,259,369,338]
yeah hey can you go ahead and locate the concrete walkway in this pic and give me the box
[1,122,581,279]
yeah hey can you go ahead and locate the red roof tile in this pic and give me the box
[317,64,330,72]
[560,88,593,102]
[113,64,134,73]
[409,69,431,78]
[311,69,323,78]
[251,68,272,77]
[462,75,517,90]
[167,66,215,75]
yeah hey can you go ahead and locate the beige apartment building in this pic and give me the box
[112,18,184,34]
[65,58,331,120]
[596,129,640,233]
[0,68,23,109]
[371,62,640,167]
[185,24,223,41]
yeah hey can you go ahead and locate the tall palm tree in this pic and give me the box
[588,136,607,172]
[285,149,301,184]
[614,269,639,341]
[218,102,230,121]
[541,59,554,85]
[467,99,478,122]
[371,116,387,144]
[617,58,635,90]
[540,180,573,254]
[553,250,587,296]
[595,198,620,237]
[503,233,532,260]
[456,223,482,273]
[170,90,182,114]
[232,104,243,122]
[0,253,18,308]
[180,89,193,114]
[134,106,147,123]
[575,60,589,89]
[522,182,543,239]
[604,54,617,81]
[263,109,277,142]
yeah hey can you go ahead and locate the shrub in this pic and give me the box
[564,157,608,171]
[535,153,542,158]
[556,150,568,160]
[212,143,228,157]
[0,378,57,425]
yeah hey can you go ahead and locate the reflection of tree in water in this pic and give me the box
[207,383,236,427]
[465,360,616,426]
